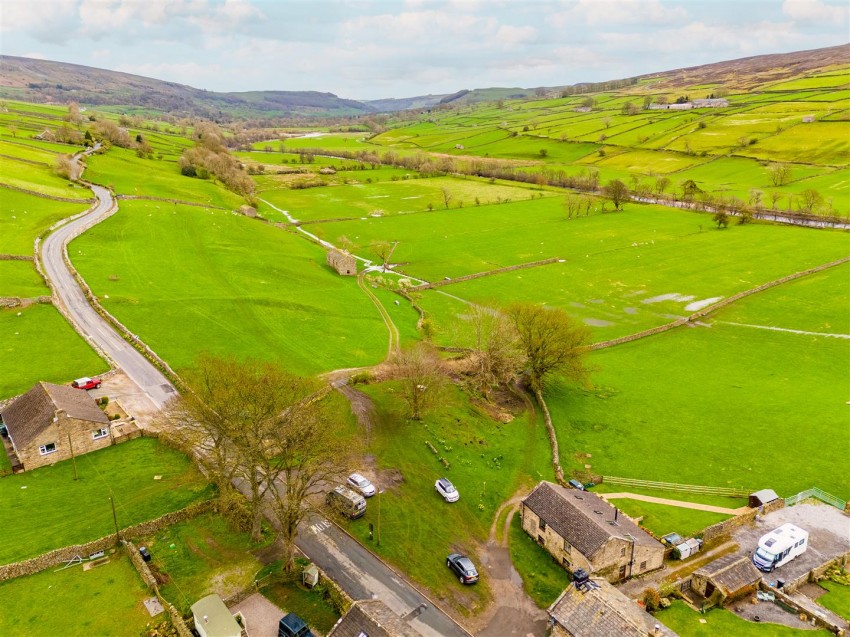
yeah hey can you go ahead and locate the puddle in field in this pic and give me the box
[642,293,695,304]
[584,318,614,327]
[685,297,723,311]
[624,307,638,315]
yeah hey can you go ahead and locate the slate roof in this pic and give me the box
[0,382,109,449]
[328,600,418,637]
[694,553,761,596]
[522,481,662,559]
[548,580,678,637]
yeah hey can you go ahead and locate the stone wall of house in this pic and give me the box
[327,249,357,275]
[17,413,113,471]
[520,504,592,575]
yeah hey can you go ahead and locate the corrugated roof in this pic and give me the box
[522,481,662,559]
[0,382,109,449]
[548,581,678,637]
[328,600,418,637]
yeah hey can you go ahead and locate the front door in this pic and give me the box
[618,565,627,580]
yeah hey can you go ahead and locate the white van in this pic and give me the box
[752,523,809,572]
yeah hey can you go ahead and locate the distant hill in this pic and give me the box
[0,56,378,120]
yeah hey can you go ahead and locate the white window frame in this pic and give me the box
[92,428,109,440]
[39,442,57,455]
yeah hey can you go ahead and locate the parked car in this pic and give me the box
[435,477,459,502]
[278,613,314,637]
[347,473,376,497]
[326,486,367,519]
[446,553,479,584]
[71,377,102,390]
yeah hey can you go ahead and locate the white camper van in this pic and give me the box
[752,523,809,572]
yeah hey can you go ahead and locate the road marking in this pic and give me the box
[310,519,332,535]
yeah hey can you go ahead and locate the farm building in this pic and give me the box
[0,381,111,471]
[548,579,678,637]
[691,554,762,604]
[327,249,357,276]
[521,481,665,582]
[692,98,729,108]
[191,594,241,637]
[328,599,418,637]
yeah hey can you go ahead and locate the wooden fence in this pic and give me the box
[601,476,752,498]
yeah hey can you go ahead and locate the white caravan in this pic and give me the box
[752,523,809,572]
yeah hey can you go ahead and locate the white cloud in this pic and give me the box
[782,0,848,23]
[553,0,688,27]
[0,0,78,39]
[495,24,537,48]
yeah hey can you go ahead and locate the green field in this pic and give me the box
[817,580,850,620]
[659,601,832,636]
[0,260,47,298]
[70,200,390,375]
[0,552,153,637]
[600,497,731,538]
[0,304,108,400]
[0,188,90,255]
[0,437,213,564]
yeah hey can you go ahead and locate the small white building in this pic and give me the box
[191,595,241,637]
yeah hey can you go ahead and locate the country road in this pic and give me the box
[40,157,473,637]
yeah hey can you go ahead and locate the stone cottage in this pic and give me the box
[0,382,111,471]
[548,579,679,637]
[328,599,418,637]
[691,553,762,604]
[521,481,665,582]
[327,249,357,276]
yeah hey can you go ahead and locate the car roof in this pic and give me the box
[280,613,307,630]
[349,473,366,481]
[74,377,92,383]
[438,478,453,486]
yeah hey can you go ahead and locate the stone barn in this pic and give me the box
[692,553,762,604]
[521,481,665,582]
[0,382,111,471]
[327,249,357,276]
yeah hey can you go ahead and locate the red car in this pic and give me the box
[71,377,102,390]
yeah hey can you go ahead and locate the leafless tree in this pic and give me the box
[441,187,454,209]
[768,163,792,187]
[460,307,526,399]
[389,343,446,420]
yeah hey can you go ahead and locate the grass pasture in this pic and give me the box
[70,200,390,375]
[817,581,850,620]
[0,303,108,400]
[0,552,152,637]
[600,497,731,538]
[0,188,90,255]
[0,156,91,200]
[0,260,47,298]
[0,437,213,564]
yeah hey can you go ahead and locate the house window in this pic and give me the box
[92,428,109,440]
[621,547,626,557]
[537,535,545,546]
[39,442,57,455]
[563,539,572,553]
[539,520,547,531]
[640,561,647,571]
[562,557,570,568]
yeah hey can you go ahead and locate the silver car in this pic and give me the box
[347,473,376,497]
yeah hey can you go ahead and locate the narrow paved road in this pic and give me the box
[40,180,176,408]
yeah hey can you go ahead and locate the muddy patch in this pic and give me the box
[624,306,638,315]
[642,293,695,304]
[584,317,614,327]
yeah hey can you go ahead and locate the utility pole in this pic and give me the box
[68,433,77,481]
[377,490,384,547]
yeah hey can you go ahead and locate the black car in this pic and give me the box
[278,613,314,637]
[446,553,479,584]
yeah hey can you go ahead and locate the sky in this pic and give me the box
[1,0,848,100]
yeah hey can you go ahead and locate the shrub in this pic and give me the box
[642,588,661,612]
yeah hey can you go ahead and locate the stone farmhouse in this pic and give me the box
[521,481,665,582]
[548,579,678,637]
[691,553,761,604]
[327,249,357,276]
[328,599,418,637]
[0,382,111,471]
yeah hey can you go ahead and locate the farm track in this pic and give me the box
[598,493,746,515]
[358,269,400,358]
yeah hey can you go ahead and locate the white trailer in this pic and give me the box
[752,523,809,572]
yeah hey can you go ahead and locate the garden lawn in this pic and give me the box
[348,381,553,615]
[507,514,572,608]
[70,200,390,375]
[0,437,214,564]
[659,601,832,636]
[0,552,152,637]
[0,304,108,400]
[142,513,267,614]
[817,581,850,621]
[547,320,849,499]
[600,497,731,538]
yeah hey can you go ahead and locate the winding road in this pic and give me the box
[39,156,473,637]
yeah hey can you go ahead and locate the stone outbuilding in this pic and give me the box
[327,249,357,276]
[548,579,679,637]
[328,599,418,637]
[521,481,665,582]
[691,553,762,604]
[0,382,111,471]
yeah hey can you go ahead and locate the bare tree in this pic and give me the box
[370,240,394,271]
[390,343,446,420]
[655,176,671,197]
[441,187,454,209]
[507,303,591,394]
[798,189,824,214]
[768,163,792,187]
[54,154,74,179]
[461,307,525,399]
[770,191,783,211]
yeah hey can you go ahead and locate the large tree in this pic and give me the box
[390,343,446,420]
[461,306,525,399]
[507,303,591,394]
[603,179,629,211]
